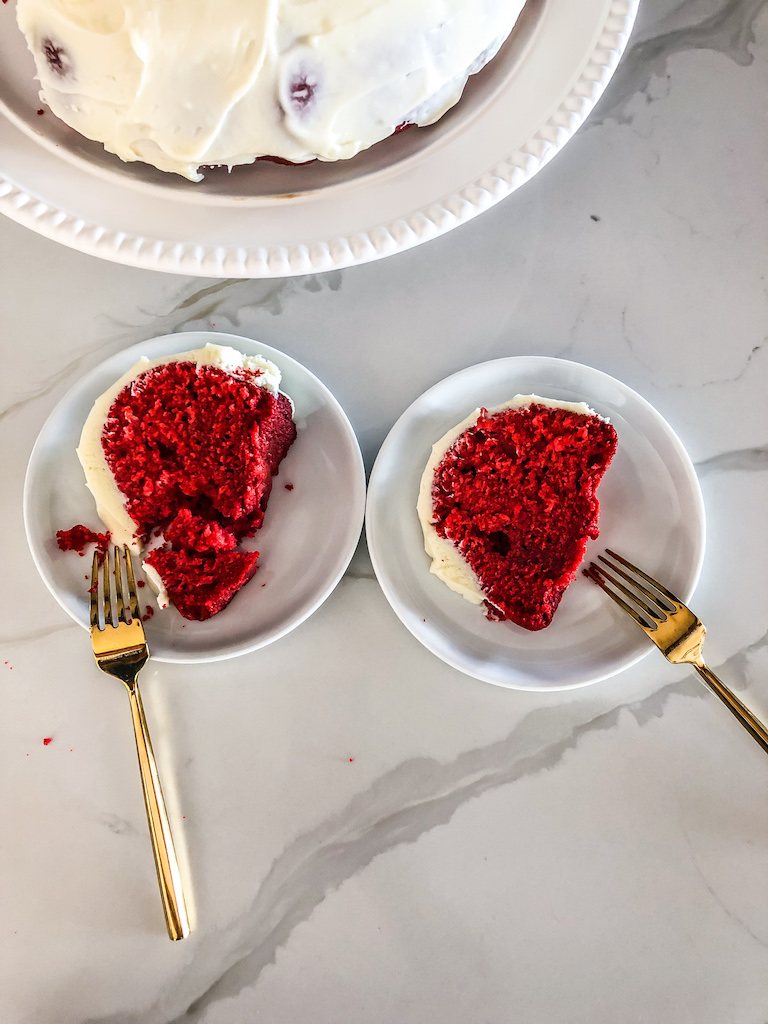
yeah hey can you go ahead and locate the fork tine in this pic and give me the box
[586,563,657,629]
[597,555,675,615]
[604,549,681,607]
[592,561,666,623]
[113,545,127,624]
[123,545,140,622]
[90,552,100,629]
[584,566,652,628]
[102,547,112,626]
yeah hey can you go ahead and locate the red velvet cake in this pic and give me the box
[76,344,296,621]
[419,397,617,631]
[143,549,261,622]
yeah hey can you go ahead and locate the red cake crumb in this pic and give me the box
[100,360,296,620]
[42,737,53,746]
[285,483,294,491]
[142,606,154,622]
[144,549,260,621]
[56,525,111,557]
[431,404,617,631]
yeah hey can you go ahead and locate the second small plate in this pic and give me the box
[24,331,366,663]
[366,357,706,691]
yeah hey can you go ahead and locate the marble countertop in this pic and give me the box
[2,0,768,1020]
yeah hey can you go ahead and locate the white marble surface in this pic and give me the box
[2,0,768,1020]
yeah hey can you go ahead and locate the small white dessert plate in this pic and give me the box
[365,357,706,691]
[24,331,366,663]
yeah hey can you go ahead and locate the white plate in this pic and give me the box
[365,357,706,691]
[24,332,366,664]
[0,0,637,276]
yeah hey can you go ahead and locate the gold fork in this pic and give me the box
[91,546,190,940]
[585,549,768,755]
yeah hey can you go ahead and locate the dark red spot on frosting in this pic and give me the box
[289,75,316,110]
[42,39,70,76]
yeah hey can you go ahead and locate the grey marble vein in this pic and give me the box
[588,0,767,126]
[681,821,768,948]
[696,445,768,477]
[86,675,707,1024]
[99,812,143,838]
[157,639,767,1024]
[0,347,102,423]
[714,627,768,692]
[115,271,343,341]
[113,278,290,336]
[620,308,765,390]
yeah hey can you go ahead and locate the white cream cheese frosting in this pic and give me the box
[76,343,282,606]
[16,0,525,179]
[417,395,601,607]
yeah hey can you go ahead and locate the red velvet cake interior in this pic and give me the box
[101,360,296,620]
[430,404,617,630]
[143,549,261,622]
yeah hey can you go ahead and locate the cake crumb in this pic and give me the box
[57,525,110,558]
[37,108,45,115]
[142,606,154,622]
[284,483,294,491]
[42,737,53,746]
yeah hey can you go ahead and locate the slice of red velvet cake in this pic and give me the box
[77,344,297,621]
[418,396,617,631]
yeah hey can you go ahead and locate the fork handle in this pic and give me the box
[695,663,768,756]
[128,683,190,940]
